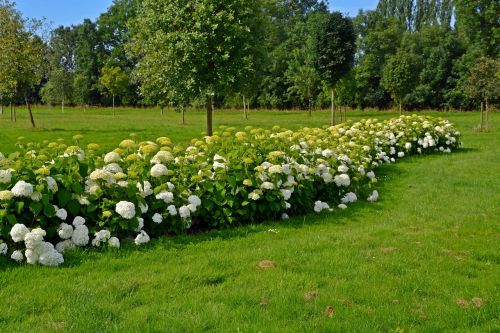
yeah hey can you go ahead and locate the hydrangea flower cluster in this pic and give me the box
[0,115,461,266]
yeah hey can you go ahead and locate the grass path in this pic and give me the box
[0,109,498,332]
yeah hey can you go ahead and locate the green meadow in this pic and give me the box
[0,107,499,332]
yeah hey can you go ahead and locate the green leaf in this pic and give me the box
[29,202,43,215]
[15,201,25,215]
[57,189,72,207]
[44,203,56,217]
[67,200,80,216]
[7,214,17,225]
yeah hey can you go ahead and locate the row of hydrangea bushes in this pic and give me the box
[0,115,462,266]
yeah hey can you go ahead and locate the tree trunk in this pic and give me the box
[206,96,213,136]
[10,103,13,121]
[161,106,164,115]
[25,97,36,128]
[480,101,484,130]
[182,106,185,125]
[399,101,402,116]
[330,87,335,126]
[0,102,3,115]
[14,105,17,122]
[61,97,64,113]
[243,95,248,120]
[112,94,115,116]
[485,99,489,130]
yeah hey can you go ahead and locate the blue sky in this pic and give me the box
[15,0,379,28]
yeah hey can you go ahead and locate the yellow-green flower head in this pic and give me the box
[243,179,253,186]
[73,134,84,141]
[222,131,231,137]
[87,143,100,151]
[243,157,253,164]
[244,125,253,131]
[190,175,203,182]
[35,166,50,176]
[272,125,281,132]
[141,144,159,155]
[0,190,14,201]
[126,154,141,162]
[254,166,264,172]
[268,151,285,160]
[114,172,127,180]
[186,146,198,156]
[65,146,81,154]
[119,139,136,149]
[194,140,205,147]
[102,210,113,218]
[156,137,172,146]
[36,154,48,162]
[113,148,125,155]
[235,132,247,141]
[58,144,67,150]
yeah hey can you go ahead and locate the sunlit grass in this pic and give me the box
[0,108,498,332]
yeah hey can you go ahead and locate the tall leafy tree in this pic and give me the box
[131,0,267,135]
[381,50,418,114]
[314,11,356,125]
[99,66,129,115]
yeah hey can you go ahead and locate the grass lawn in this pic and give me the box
[0,107,499,332]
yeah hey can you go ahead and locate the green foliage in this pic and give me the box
[99,66,129,101]
[381,51,418,110]
[464,57,500,102]
[313,12,356,89]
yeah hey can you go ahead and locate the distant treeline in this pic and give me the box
[0,0,498,111]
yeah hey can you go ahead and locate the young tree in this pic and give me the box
[382,51,418,114]
[314,12,356,125]
[130,0,267,135]
[0,0,46,128]
[99,66,129,115]
[464,57,500,130]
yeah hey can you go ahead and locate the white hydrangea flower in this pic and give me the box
[341,192,357,204]
[281,213,289,220]
[137,181,153,197]
[152,213,163,224]
[135,218,144,232]
[367,190,379,202]
[314,201,330,213]
[179,205,190,218]
[248,191,260,200]
[151,151,173,164]
[108,237,120,248]
[115,201,136,219]
[167,205,177,216]
[213,154,227,169]
[10,224,30,242]
[89,169,115,185]
[397,152,405,158]
[134,230,150,245]
[338,204,348,210]
[104,163,123,174]
[0,243,7,255]
[268,165,283,174]
[366,171,376,179]
[156,191,174,204]
[72,225,89,246]
[56,240,75,253]
[405,142,412,149]
[56,208,68,221]
[0,169,12,184]
[11,250,24,262]
[188,195,201,207]
[187,203,197,212]
[46,176,58,193]
[25,249,39,264]
[281,189,292,201]
[261,182,274,190]
[11,180,34,197]
[167,182,175,191]
[104,151,121,164]
[139,202,149,214]
[0,190,14,201]
[334,174,350,187]
[38,245,64,267]
[58,223,74,239]
[151,164,168,177]
[338,165,349,173]
[72,216,86,226]
[321,172,333,183]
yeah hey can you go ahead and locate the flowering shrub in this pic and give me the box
[0,115,461,266]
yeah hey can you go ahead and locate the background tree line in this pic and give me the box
[0,0,498,118]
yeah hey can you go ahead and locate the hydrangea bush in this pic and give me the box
[0,115,461,266]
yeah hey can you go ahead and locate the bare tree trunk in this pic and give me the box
[161,106,164,115]
[485,99,489,130]
[0,101,3,115]
[330,87,335,126]
[112,94,115,116]
[399,101,402,116]
[25,98,35,128]
[182,106,185,125]
[10,103,13,121]
[61,97,64,113]
[14,104,17,122]
[243,95,248,120]
[480,101,484,130]
[206,96,213,136]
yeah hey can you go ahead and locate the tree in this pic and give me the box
[42,26,76,112]
[131,0,267,135]
[314,12,356,125]
[0,0,46,128]
[99,66,129,115]
[381,51,418,114]
[464,57,500,130]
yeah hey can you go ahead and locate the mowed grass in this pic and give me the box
[0,107,499,332]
